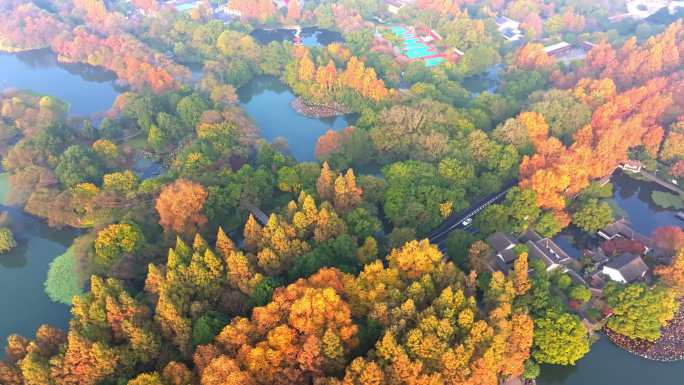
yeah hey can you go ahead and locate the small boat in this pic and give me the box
[676,212,684,221]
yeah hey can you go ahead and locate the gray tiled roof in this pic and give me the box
[487,232,516,253]
[605,253,648,283]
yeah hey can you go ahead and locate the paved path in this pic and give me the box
[640,170,684,196]
[427,179,518,245]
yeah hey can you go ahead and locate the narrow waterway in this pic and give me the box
[238,76,352,161]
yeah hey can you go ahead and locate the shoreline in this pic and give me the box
[603,300,684,362]
[0,44,50,54]
[290,97,349,118]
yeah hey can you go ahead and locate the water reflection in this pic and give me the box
[610,170,681,235]
[0,173,76,345]
[538,336,684,385]
[1,49,121,115]
[250,27,343,47]
[0,241,28,269]
[462,64,502,95]
[238,76,353,161]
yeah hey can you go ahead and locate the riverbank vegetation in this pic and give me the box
[0,0,683,384]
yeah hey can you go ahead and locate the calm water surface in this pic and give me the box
[462,64,502,95]
[538,336,684,385]
[0,49,120,115]
[609,170,682,234]
[239,76,352,161]
[0,173,76,345]
[250,27,343,47]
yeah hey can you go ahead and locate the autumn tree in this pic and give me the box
[468,241,494,275]
[655,249,684,296]
[73,0,108,23]
[156,179,208,237]
[52,277,161,385]
[333,169,362,214]
[147,236,237,355]
[94,223,145,269]
[604,283,678,341]
[514,43,555,73]
[228,0,276,21]
[287,0,301,21]
[513,252,531,295]
[652,226,684,254]
[533,311,590,365]
[207,269,359,384]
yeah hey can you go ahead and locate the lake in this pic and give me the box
[0,49,121,116]
[0,47,122,345]
[238,76,353,161]
[250,27,343,47]
[538,336,684,385]
[0,173,76,346]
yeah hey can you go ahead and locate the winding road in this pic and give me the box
[428,179,518,245]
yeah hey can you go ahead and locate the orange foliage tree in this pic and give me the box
[51,29,190,92]
[73,0,108,24]
[287,0,301,21]
[202,269,358,385]
[652,226,684,254]
[316,162,362,214]
[293,50,392,103]
[0,3,67,51]
[229,0,276,21]
[655,248,684,294]
[579,22,684,88]
[156,179,208,237]
[513,43,556,72]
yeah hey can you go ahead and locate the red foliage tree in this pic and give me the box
[652,226,684,254]
[601,238,647,256]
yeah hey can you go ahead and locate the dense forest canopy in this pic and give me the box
[0,0,683,384]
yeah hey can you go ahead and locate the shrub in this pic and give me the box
[192,312,229,346]
[45,246,84,304]
[556,274,572,290]
[523,359,540,380]
[569,285,592,303]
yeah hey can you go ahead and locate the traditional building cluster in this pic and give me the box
[486,217,661,291]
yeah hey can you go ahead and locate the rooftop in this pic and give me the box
[605,252,649,283]
[487,231,517,253]
[544,41,571,54]
[500,248,518,263]
[526,240,560,269]
[599,218,653,247]
[521,228,544,243]
[496,16,519,26]
[537,237,572,262]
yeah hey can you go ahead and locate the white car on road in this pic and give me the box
[461,218,473,227]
